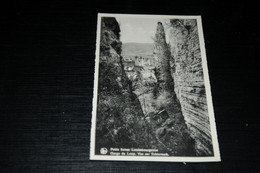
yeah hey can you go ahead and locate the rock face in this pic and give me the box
[96,17,147,153]
[168,19,213,156]
[154,22,175,94]
[152,22,196,156]
[153,22,184,122]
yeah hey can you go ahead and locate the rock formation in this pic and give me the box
[168,19,213,156]
[96,17,147,153]
[152,22,196,156]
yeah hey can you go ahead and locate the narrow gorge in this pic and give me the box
[95,17,213,157]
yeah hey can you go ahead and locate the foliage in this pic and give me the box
[111,40,122,55]
[98,62,122,94]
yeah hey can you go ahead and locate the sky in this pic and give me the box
[116,17,169,43]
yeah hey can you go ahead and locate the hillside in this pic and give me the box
[122,42,154,56]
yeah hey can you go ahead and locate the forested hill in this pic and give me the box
[122,42,154,56]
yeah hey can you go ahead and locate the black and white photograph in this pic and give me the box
[90,13,220,162]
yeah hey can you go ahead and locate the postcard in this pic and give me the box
[90,13,220,162]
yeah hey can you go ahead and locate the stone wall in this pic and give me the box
[168,19,213,156]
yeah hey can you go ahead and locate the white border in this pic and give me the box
[90,13,220,162]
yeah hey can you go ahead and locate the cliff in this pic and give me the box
[152,22,196,156]
[168,19,213,156]
[96,17,149,153]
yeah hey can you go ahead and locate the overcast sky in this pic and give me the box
[116,17,169,43]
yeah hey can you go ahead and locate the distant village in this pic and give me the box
[122,55,156,72]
